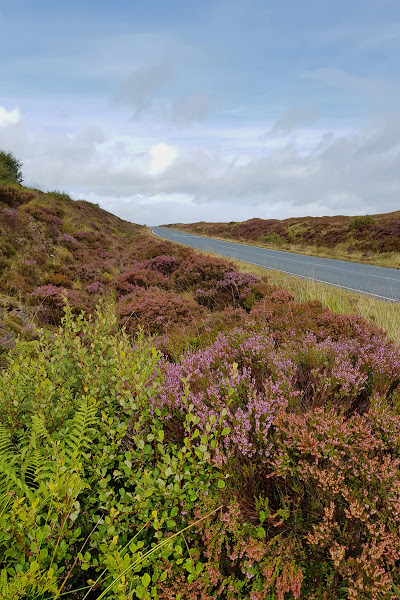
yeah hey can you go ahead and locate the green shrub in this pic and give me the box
[348,215,376,231]
[0,303,227,599]
[0,150,23,184]
[258,232,285,246]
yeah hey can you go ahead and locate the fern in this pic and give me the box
[26,416,57,483]
[0,455,30,498]
[63,397,98,467]
[0,426,31,499]
[0,426,12,455]
[0,564,58,599]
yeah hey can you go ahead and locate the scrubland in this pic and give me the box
[165,212,400,269]
[1,182,400,599]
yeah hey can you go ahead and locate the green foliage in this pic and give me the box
[0,150,23,184]
[258,232,285,246]
[0,304,227,599]
[348,214,376,231]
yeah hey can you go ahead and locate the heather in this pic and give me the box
[2,179,400,599]
[165,211,400,268]
[2,298,400,599]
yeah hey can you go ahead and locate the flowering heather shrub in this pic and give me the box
[85,280,105,295]
[110,266,168,295]
[173,254,238,292]
[45,270,74,288]
[143,254,179,275]
[72,230,102,247]
[30,284,66,323]
[60,232,80,248]
[0,185,35,208]
[0,207,19,228]
[194,271,261,310]
[31,284,92,324]
[149,316,400,598]
[29,206,63,230]
[116,287,202,335]
[132,236,193,261]
[73,260,107,284]
[248,297,377,346]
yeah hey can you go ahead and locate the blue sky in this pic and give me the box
[0,0,399,224]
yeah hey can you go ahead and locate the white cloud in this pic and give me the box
[0,106,21,127]
[149,143,178,174]
[2,109,400,226]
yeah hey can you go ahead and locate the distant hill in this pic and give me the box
[164,211,400,268]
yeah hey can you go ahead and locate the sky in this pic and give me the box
[1,0,400,225]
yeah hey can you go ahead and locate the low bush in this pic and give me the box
[0,306,228,599]
[60,232,81,249]
[348,215,376,231]
[85,280,105,295]
[173,254,237,292]
[0,185,34,209]
[258,232,286,246]
[111,267,168,295]
[150,309,400,599]
[143,254,179,276]
[194,271,261,310]
[116,287,202,335]
[30,285,93,325]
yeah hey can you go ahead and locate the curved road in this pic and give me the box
[152,226,400,303]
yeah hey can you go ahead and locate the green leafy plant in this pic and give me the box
[348,215,376,231]
[0,150,23,184]
[0,303,228,599]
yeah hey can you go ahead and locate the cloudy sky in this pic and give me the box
[1,0,400,225]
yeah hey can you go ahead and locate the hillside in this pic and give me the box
[0,181,271,356]
[165,211,400,268]
[2,178,400,599]
[0,183,144,344]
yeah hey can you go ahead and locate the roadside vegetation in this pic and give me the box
[198,252,400,343]
[164,212,400,269]
[1,160,400,599]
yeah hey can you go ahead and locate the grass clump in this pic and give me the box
[48,190,74,203]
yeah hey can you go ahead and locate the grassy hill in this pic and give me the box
[165,211,400,268]
[2,177,400,598]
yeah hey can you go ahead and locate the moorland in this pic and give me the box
[165,211,400,269]
[1,151,400,600]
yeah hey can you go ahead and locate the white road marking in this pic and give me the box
[151,228,399,302]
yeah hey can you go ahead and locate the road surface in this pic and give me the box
[152,226,400,302]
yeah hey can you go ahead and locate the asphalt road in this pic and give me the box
[152,226,400,303]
